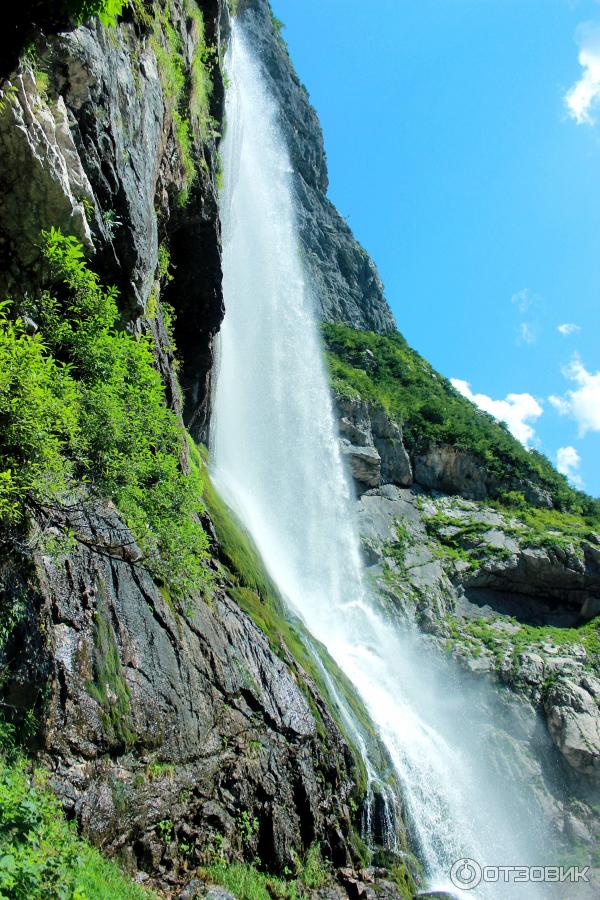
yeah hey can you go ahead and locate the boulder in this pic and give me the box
[544,678,600,779]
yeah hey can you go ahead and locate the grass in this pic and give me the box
[0,741,156,900]
[422,500,599,570]
[446,614,600,669]
[322,323,600,524]
[200,843,330,900]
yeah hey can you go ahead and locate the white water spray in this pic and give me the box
[212,23,551,898]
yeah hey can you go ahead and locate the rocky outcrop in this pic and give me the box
[335,396,412,492]
[236,0,396,334]
[0,69,95,288]
[414,444,554,508]
[355,482,600,859]
[0,1,224,439]
[545,676,600,780]
[2,500,363,887]
[0,2,403,892]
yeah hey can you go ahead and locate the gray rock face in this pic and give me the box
[414,444,489,501]
[237,0,396,334]
[356,484,600,854]
[0,3,224,439]
[0,69,95,292]
[545,677,600,779]
[335,395,412,492]
[341,441,381,488]
[3,501,358,877]
[413,444,555,509]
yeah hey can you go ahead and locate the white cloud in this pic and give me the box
[565,21,600,125]
[556,445,583,487]
[518,322,537,345]
[511,288,532,313]
[557,322,581,336]
[549,354,600,436]
[451,378,543,447]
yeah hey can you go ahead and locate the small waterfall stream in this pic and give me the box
[211,23,550,899]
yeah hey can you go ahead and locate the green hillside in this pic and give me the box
[322,322,599,524]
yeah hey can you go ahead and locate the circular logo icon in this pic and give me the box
[450,858,482,890]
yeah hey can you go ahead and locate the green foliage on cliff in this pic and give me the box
[0,229,210,597]
[86,599,136,749]
[150,0,217,204]
[69,0,128,27]
[201,843,331,900]
[445,613,600,668]
[322,322,599,521]
[0,742,155,899]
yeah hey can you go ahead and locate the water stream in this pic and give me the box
[211,22,552,898]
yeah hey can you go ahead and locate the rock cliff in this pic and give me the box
[322,351,600,870]
[2,0,599,895]
[0,1,416,896]
[235,0,396,334]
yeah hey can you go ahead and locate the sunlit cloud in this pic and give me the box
[451,378,543,447]
[549,354,600,436]
[517,322,537,345]
[565,21,600,125]
[511,288,532,313]
[556,445,583,488]
[557,322,581,336]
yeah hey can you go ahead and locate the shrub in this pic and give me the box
[0,745,156,899]
[68,0,128,27]
[0,229,210,598]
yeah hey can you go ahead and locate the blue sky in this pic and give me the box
[271,0,600,497]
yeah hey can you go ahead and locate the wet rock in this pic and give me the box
[2,498,359,879]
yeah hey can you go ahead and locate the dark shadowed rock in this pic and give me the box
[2,501,359,880]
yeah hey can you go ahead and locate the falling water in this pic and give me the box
[211,22,552,898]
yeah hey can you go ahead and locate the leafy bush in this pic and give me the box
[0,229,210,598]
[322,322,600,523]
[68,0,128,27]
[0,747,156,899]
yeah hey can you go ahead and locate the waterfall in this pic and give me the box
[211,23,550,899]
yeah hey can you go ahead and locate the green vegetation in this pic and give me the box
[157,242,174,284]
[236,810,259,847]
[0,228,210,598]
[150,0,217,204]
[446,614,600,669]
[200,839,419,900]
[423,500,599,569]
[322,323,600,522]
[490,494,599,553]
[146,761,175,780]
[424,510,505,567]
[201,843,330,900]
[69,0,128,27]
[86,596,135,749]
[0,731,156,900]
